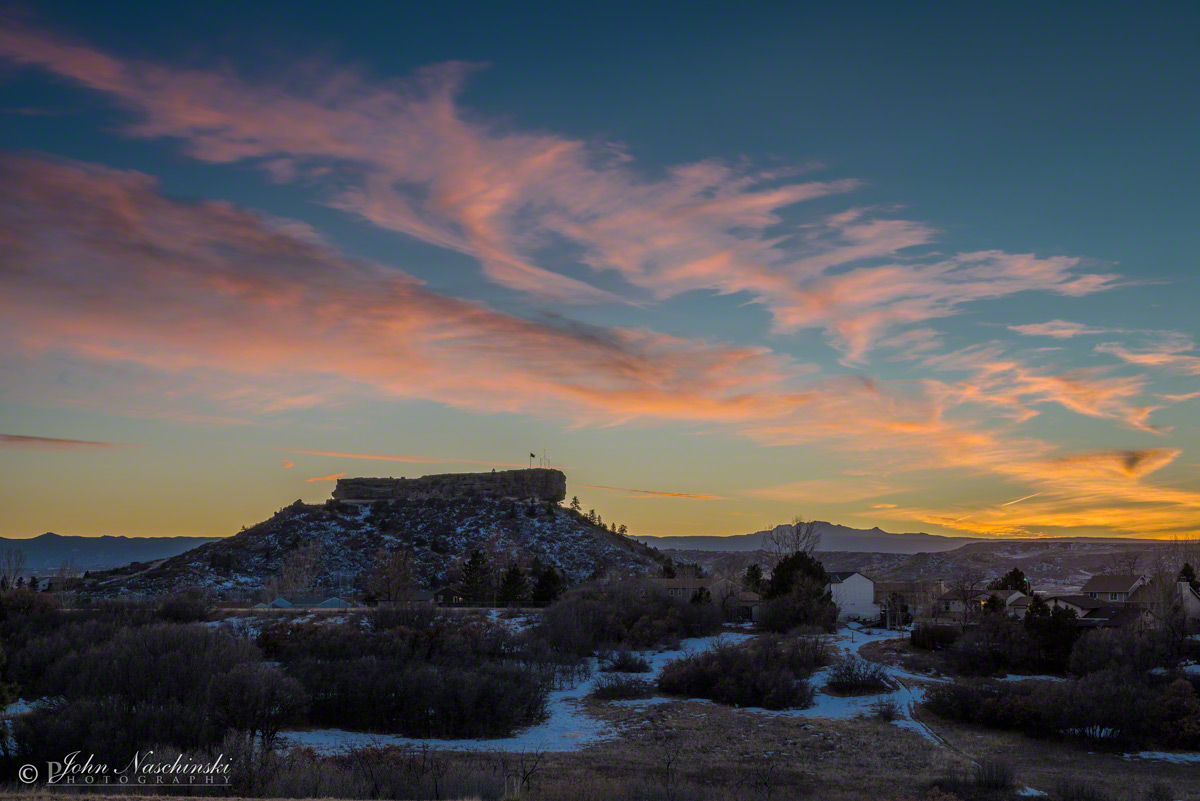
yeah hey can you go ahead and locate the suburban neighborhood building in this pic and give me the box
[827,571,878,621]
[1080,574,1145,603]
[251,596,355,609]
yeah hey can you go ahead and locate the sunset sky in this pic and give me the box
[2,2,1199,541]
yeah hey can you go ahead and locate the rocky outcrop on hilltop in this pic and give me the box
[332,468,566,503]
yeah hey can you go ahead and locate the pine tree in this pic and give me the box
[459,549,492,605]
[569,496,581,513]
[743,564,764,593]
[497,563,528,606]
[660,560,677,579]
[989,567,1031,594]
[1179,562,1199,592]
[27,576,37,591]
[617,524,628,536]
[530,566,564,606]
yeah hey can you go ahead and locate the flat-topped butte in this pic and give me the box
[332,468,567,504]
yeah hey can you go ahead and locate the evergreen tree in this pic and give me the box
[764,551,827,600]
[690,587,713,605]
[497,563,528,606]
[459,549,492,605]
[1179,562,1199,592]
[569,496,581,513]
[660,560,677,579]
[617,524,628,536]
[982,593,1006,615]
[743,563,764,593]
[990,567,1032,594]
[14,577,24,589]
[27,576,37,591]
[530,566,564,606]
[586,509,597,525]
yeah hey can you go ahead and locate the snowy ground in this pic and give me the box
[1123,751,1200,764]
[285,630,753,753]
[284,624,953,754]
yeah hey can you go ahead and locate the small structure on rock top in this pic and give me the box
[332,468,567,504]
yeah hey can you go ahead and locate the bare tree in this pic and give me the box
[946,566,988,628]
[1102,547,1145,575]
[1,547,27,586]
[765,516,822,567]
[262,541,324,600]
[367,547,416,604]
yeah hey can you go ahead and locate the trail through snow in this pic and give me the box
[285,624,951,753]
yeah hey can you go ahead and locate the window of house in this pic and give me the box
[1109,593,1118,601]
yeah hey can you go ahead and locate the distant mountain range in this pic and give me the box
[635,521,985,555]
[0,532,220,573]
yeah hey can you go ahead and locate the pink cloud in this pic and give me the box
[1008,320,1116,339]
[305,472,346,483]
[0,21,1120,359]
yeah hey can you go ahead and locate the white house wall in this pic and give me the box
[830,574,879,621]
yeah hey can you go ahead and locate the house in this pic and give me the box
[1080,575,1145,604]
[827,571,878,621]
[1045,594,1105,617]
[935,589,1026,619]
[375,590,437,607]
[1124,578,1200,626]
[251,596,355,609]
[650,576,712,601]
[874,580,944,623]
[432,586,466,606]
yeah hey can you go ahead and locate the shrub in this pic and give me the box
[870,696,901,721]
[288,657,551,738]
[972,759,1014,790]
[539,583,722,654]
[1146,782,1173,801]
[657,636,824,709]
[1054,778,1108,801]
[911,623,960,651]
[592,674,655,701]
[157,591,214,623]
[1069,626,1180,677]
[825,654,889,693]
[599,648,651,673]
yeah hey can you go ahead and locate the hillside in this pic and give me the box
[0,532,219,572]
[88,470,662,599]
[663,538,1177,592]
[636,521,984,554]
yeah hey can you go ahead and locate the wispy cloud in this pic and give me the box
[305,472,346,483]
[582,484,727,500]
[747,478,902,504]
[1008,320,1117,339]
[282,460,295,469]
[1096,334,1200,375]
[0,20,1120,360]
[0,433,131,451]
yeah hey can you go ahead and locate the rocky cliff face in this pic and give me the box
[332,468,567,504]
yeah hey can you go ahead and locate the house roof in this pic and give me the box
[827,571,865,584]
[652,576,708,589]
[1080,575,1143,593]
[1047,594,1105,609]
[277,596,347,606]
[1010,596,1030,607]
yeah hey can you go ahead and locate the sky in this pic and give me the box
[1,1,1199,541]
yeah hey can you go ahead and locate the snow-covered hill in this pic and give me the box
[88,496,662,599]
